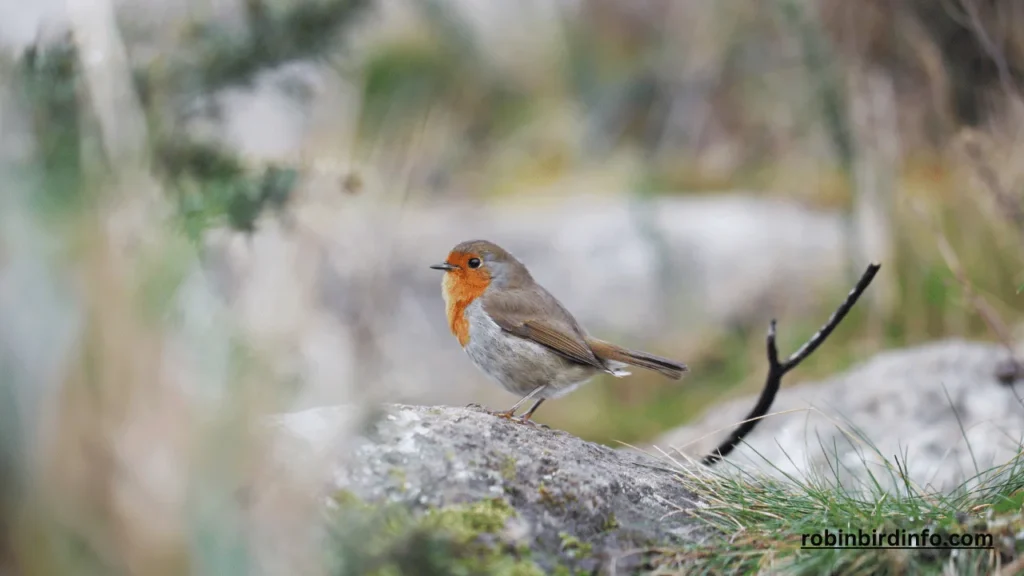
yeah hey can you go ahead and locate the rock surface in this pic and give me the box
[655,339,1024,494]
[264,341,1024,571]
[271,404,711,573]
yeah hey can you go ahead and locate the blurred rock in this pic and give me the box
[203,193,850,410]
[270,403,710,573]
[655,339,1024,494]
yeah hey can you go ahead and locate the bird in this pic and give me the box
[430,239,688,424]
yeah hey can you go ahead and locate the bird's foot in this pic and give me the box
[489,409,516,420]
[510,415,539,427]
[466,403,516,419]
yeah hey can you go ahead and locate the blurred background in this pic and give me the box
[2,0,1024,573]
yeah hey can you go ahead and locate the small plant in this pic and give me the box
[657,425,1024,575]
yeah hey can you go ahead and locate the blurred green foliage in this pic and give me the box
[359,42,454,137]
[138,0,368,237]
[356,4,532,171]
[18,39,86,218]
[156,140,298,239]
[779,0,854,174]
[179,0,369,93]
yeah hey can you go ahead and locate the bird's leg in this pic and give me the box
[512,399,546,426]
[490,386,548,419]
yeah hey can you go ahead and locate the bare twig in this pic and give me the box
[702,263,881,466]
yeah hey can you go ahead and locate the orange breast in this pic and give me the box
[442,270,490,347]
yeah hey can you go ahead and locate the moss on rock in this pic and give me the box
[301,405,710,573]
[326,492,545,575]
[557,531,593,559]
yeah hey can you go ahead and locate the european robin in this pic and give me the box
[431,239,688,423]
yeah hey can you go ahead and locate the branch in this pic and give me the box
[702,263,882,466]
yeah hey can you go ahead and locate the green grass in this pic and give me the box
[652,431,1024,575]
[317,414,1024,575]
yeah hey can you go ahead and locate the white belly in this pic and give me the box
[461,300,599,399]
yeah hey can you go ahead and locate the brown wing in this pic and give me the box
[481,286,606,371]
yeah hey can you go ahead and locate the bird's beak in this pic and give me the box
[430,262,457,271]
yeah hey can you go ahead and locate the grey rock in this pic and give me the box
[271,403,711,572]
[655,339,1024,495]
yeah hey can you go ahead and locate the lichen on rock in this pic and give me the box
[275,404,712,573]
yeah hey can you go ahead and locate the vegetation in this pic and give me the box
[327,493,545,576]
[661,434,1024,575]
[2,0,1023,574]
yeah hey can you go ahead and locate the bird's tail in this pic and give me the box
[586,338,688,380]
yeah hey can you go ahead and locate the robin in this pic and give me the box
[430,239,688,424]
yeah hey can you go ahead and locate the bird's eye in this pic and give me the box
[467,258,481,269]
